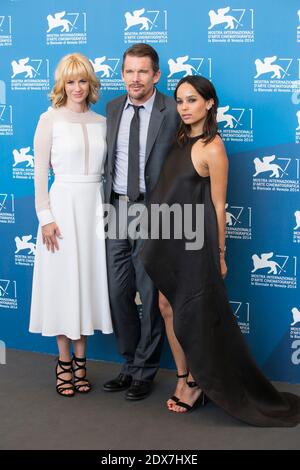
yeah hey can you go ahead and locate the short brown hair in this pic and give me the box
[122,43,159,73]
[50,53,100,108]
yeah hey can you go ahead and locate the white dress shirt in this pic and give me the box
[113,89,156,195]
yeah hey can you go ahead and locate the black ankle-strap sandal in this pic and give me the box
[72,355,92,393]
[56,358,75,398]
[174,380,206,412]
[168,372,189,405]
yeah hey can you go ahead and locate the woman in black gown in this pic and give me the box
[141,75,300,426]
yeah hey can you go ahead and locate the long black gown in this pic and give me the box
[141,135,300,427]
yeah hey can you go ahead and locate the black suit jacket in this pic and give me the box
[104,89,179,203]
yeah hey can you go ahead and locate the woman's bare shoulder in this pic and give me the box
[205,135,226,157]
[193,134,226,161]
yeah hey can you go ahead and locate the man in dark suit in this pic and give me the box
[103,44,179,400]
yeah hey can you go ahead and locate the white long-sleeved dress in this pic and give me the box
[29,107,113,339]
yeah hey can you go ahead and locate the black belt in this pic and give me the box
[112,191,145,202]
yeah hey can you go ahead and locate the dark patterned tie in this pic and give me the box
[127,105,143,202]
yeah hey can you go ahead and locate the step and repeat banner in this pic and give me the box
[0,0,299,382]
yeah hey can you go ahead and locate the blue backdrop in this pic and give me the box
[1,0,300,383]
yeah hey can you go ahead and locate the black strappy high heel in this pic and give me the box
[174,380,206,412]
[168,372,189,406]
[72,355,92,394]
[55,358,75,397]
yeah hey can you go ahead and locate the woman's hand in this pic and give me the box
[41,222,62,252]
[220,255,227,279]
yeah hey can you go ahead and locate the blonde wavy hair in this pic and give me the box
[50,53,100,108]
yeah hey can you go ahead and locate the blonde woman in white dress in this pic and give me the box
[29,53,113,397]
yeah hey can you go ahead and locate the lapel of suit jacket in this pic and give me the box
[145,91,166,165]
[108,95,127,170]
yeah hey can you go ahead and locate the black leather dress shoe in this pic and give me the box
[125,380,152,401]
[102,373,132,392]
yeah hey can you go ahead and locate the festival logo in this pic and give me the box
[124,8,168,44]
[14,234,36,267]
[229,301,250,334]
[251,252,297,289]
[12,146,34,180]
[208,6,254,43]
[225,203,252,239]
[0,103,13,136]
[11,57,50,91]
[208,6,243,29]
[252,154,299,192]
[294,211,300,230]
[293,210,300,244]
[0,279,17,309]
[46,11,87,45]
[290,306,300,364]
[0,15,12,46]
[217,105,253,143]
[254,56,300,93]
[291,307,300,327]
[167,56,212,90]
[0,193,15,224]
[90,56,125,92]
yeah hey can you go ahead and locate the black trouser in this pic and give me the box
[106,197,164,382]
